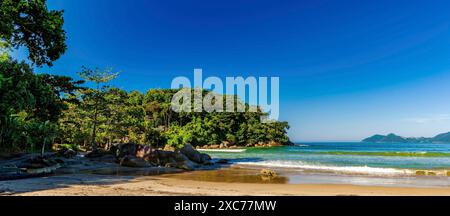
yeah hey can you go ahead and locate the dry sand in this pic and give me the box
[2,173,450,196]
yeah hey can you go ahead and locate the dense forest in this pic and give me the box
[0,0,290,154]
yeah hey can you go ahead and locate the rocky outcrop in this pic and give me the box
[215,159,229,164]
[260,169,278,181]
[0,155,62,181]
[119,155,152,168]
[0,143,214,181]
[180,144,211,164]
[152,150,201,171]
[199,141,287,149]
[112,143,213,170]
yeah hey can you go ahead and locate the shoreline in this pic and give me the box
[2,173,450,196]
[2,164,450,196]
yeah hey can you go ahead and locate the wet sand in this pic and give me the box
[2,166,450,196]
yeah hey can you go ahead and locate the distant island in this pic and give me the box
[362,132,450,143]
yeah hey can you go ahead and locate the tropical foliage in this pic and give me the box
[0,0,290,153]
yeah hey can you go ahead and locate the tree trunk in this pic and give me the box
[40,138,46,158]
[91,109,98,152]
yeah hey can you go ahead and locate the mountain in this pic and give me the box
[432,132,450,143]
[362,132,450,143]
[362,134,406,143]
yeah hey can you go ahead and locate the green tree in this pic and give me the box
[78,66,119,151]
[0,0,67,66]
[0,58,80,152]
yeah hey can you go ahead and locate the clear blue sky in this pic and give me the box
[16,0,450,142]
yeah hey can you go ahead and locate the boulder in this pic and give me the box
[427,171,437,176]
[85,149,113,158]
[210,144,220,149]
[0,156,62,180]
[17,156,59,169]
[61,149,77,158]
[200,153,211,162]
[0,164,61,181]
[163,145,176,152]
[136,145,156,159]
[180,144,211,164]
[152,150,199,171]
[416,170,426,176]
[221,141,230,148]
[216,159,229,164]
[152,150,177,165]
[112,143,138,158]
[88,154,118,163]
[178,158,198,171]
[119,155,152,168]
[267,141,283,147]
[260,169,277,178]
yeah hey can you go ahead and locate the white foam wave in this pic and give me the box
[296,144,309,147]
[236,160,414,176]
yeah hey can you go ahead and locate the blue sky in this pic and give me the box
[15,0,450,141]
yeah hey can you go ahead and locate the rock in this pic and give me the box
[136,145,156,159]
[180,144,211,164]
[88,154,117,163]
[0,153,26,160]
[17,156,58,169]
[427,171,437,176]
[85,149,113,158]
[267,141,283,147]
[260,169,277,178]
[26,164,61,175]
[112,143,138,158]
[221,141,230,148]
[0,156,62,180]
[179,158,198,171]
[119,156,152,168]
[210,144,220,149]
[164,163,177,168]
[200,153,211,162]
[203,161,214,166]
[0,165,60,181]
[62,149,77,158]
[163,145,176,152]
[416,170,426,176]
[152,150,199,171]
[216,159,229,164]
[151,150,176,165]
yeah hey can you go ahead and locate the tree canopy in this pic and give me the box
[0,0,67,66]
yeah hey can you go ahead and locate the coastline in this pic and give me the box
[2,165,450,196]
[2,143,450,196]
[3,173,450,196]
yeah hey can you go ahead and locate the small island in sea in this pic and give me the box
[362,132,450,143]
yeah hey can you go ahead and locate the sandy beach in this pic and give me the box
[2,171,450,196]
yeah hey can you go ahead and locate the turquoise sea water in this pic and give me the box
[205,142,450,176]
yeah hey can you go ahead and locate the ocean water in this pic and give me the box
[205,142,450,177]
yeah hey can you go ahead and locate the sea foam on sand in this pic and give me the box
[235,160,415,176]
